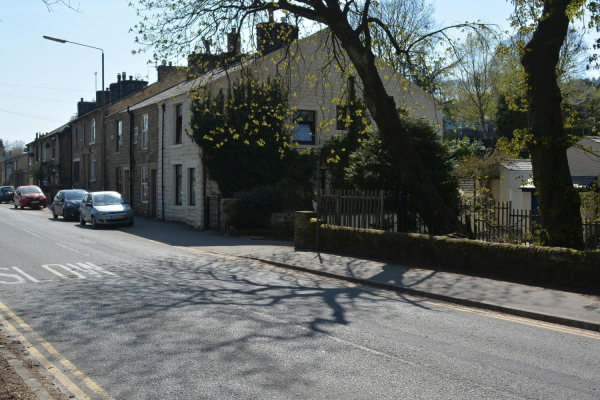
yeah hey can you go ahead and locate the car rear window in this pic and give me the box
[21,187,42,194]
[65,191,87,200]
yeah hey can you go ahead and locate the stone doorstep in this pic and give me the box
[0,345,53,400]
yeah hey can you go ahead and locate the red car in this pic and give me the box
[13,186,47,209]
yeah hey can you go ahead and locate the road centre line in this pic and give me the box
[0,217,89,256]
[0,300,115,400]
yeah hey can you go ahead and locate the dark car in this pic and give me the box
[52,189,88,220]
[13,186,47,209]
[0,186,15,203]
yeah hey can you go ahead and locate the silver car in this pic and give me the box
[79,191,134,229]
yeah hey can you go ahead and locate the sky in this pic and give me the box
[0,0,524,147]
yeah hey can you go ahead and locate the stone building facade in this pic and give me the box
[71,66,186,193]
[26,124,72,189]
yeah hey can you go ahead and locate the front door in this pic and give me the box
[151,169,157,218]
[123,169,130,202]
[116,167,122,194]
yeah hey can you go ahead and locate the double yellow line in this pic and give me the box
[0,300,114,400]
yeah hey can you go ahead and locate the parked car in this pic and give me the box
[79,191,134,229]
[13,186,47,209]
[0,186,15,203]
[52,189,88,220]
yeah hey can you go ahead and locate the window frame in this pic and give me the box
[175,164,183,205]
[116,120,123,152]
[175,104,183,144]
[142,114,149,149]
[188,168,196,206]
[291,110,316,145]
[90,118,96,144]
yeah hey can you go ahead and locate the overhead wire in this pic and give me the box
[0,93,75,104]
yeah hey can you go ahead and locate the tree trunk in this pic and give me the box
[326,25,464,235]
[521,0,583,249]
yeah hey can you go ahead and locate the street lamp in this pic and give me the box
[43,35,106,190]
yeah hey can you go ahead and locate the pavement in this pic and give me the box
[196,237,600,333]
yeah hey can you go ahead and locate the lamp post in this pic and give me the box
[43,35,106,190]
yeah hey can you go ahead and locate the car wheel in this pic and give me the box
[127,220,134,227]
[52,210,58,219]
[92,216,98,229]
[19,203,24,209]
[80,214,86,226]
[62,209,68,220]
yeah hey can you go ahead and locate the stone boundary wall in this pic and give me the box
[294,212,600,293]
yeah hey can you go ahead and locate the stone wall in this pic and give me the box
[294,212,600,293]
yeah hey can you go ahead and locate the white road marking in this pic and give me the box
[12,267,53,283]
[42,264,86,279]
[0,268,26,284]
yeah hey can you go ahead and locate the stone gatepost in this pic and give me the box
[294,211,316,250]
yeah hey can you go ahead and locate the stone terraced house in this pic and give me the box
[103,25,442,229]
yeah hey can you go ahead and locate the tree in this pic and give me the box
[346,115,459,207]
[41,1,79,11]
[190,77,290,197]
[449,31,500,140]
[2,140,25,157]
[512,0,600,249]
[132,0,486,235]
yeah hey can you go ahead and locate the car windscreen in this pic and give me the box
[93,194,125,206]
[21,187,42,194]
[1,187,14,193]
[65,191,87,200]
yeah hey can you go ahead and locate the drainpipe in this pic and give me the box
[161,103,166,222]
[127,106,135,208]
[69,126,73,188]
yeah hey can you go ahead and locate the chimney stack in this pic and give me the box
[122,72,126,81]
[129,75,133,80]
[227,27,241,54]
[117,74,121,82]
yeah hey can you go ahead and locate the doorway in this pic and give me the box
[151,169,157,218]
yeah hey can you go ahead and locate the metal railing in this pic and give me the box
[318,189,600,251]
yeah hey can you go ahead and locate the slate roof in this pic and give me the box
[502,159,532,171]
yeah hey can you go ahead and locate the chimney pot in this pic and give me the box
[117,74,121,82]
[81,98,83,102]
[169,61,172,66]
[122,72,126,80]
[203,39,211,54]
[129,75,133,80]
[162,60,167,66]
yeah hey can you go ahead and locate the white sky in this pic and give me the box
[0,0,584,147]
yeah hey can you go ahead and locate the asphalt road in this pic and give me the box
[0,203,599,399]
